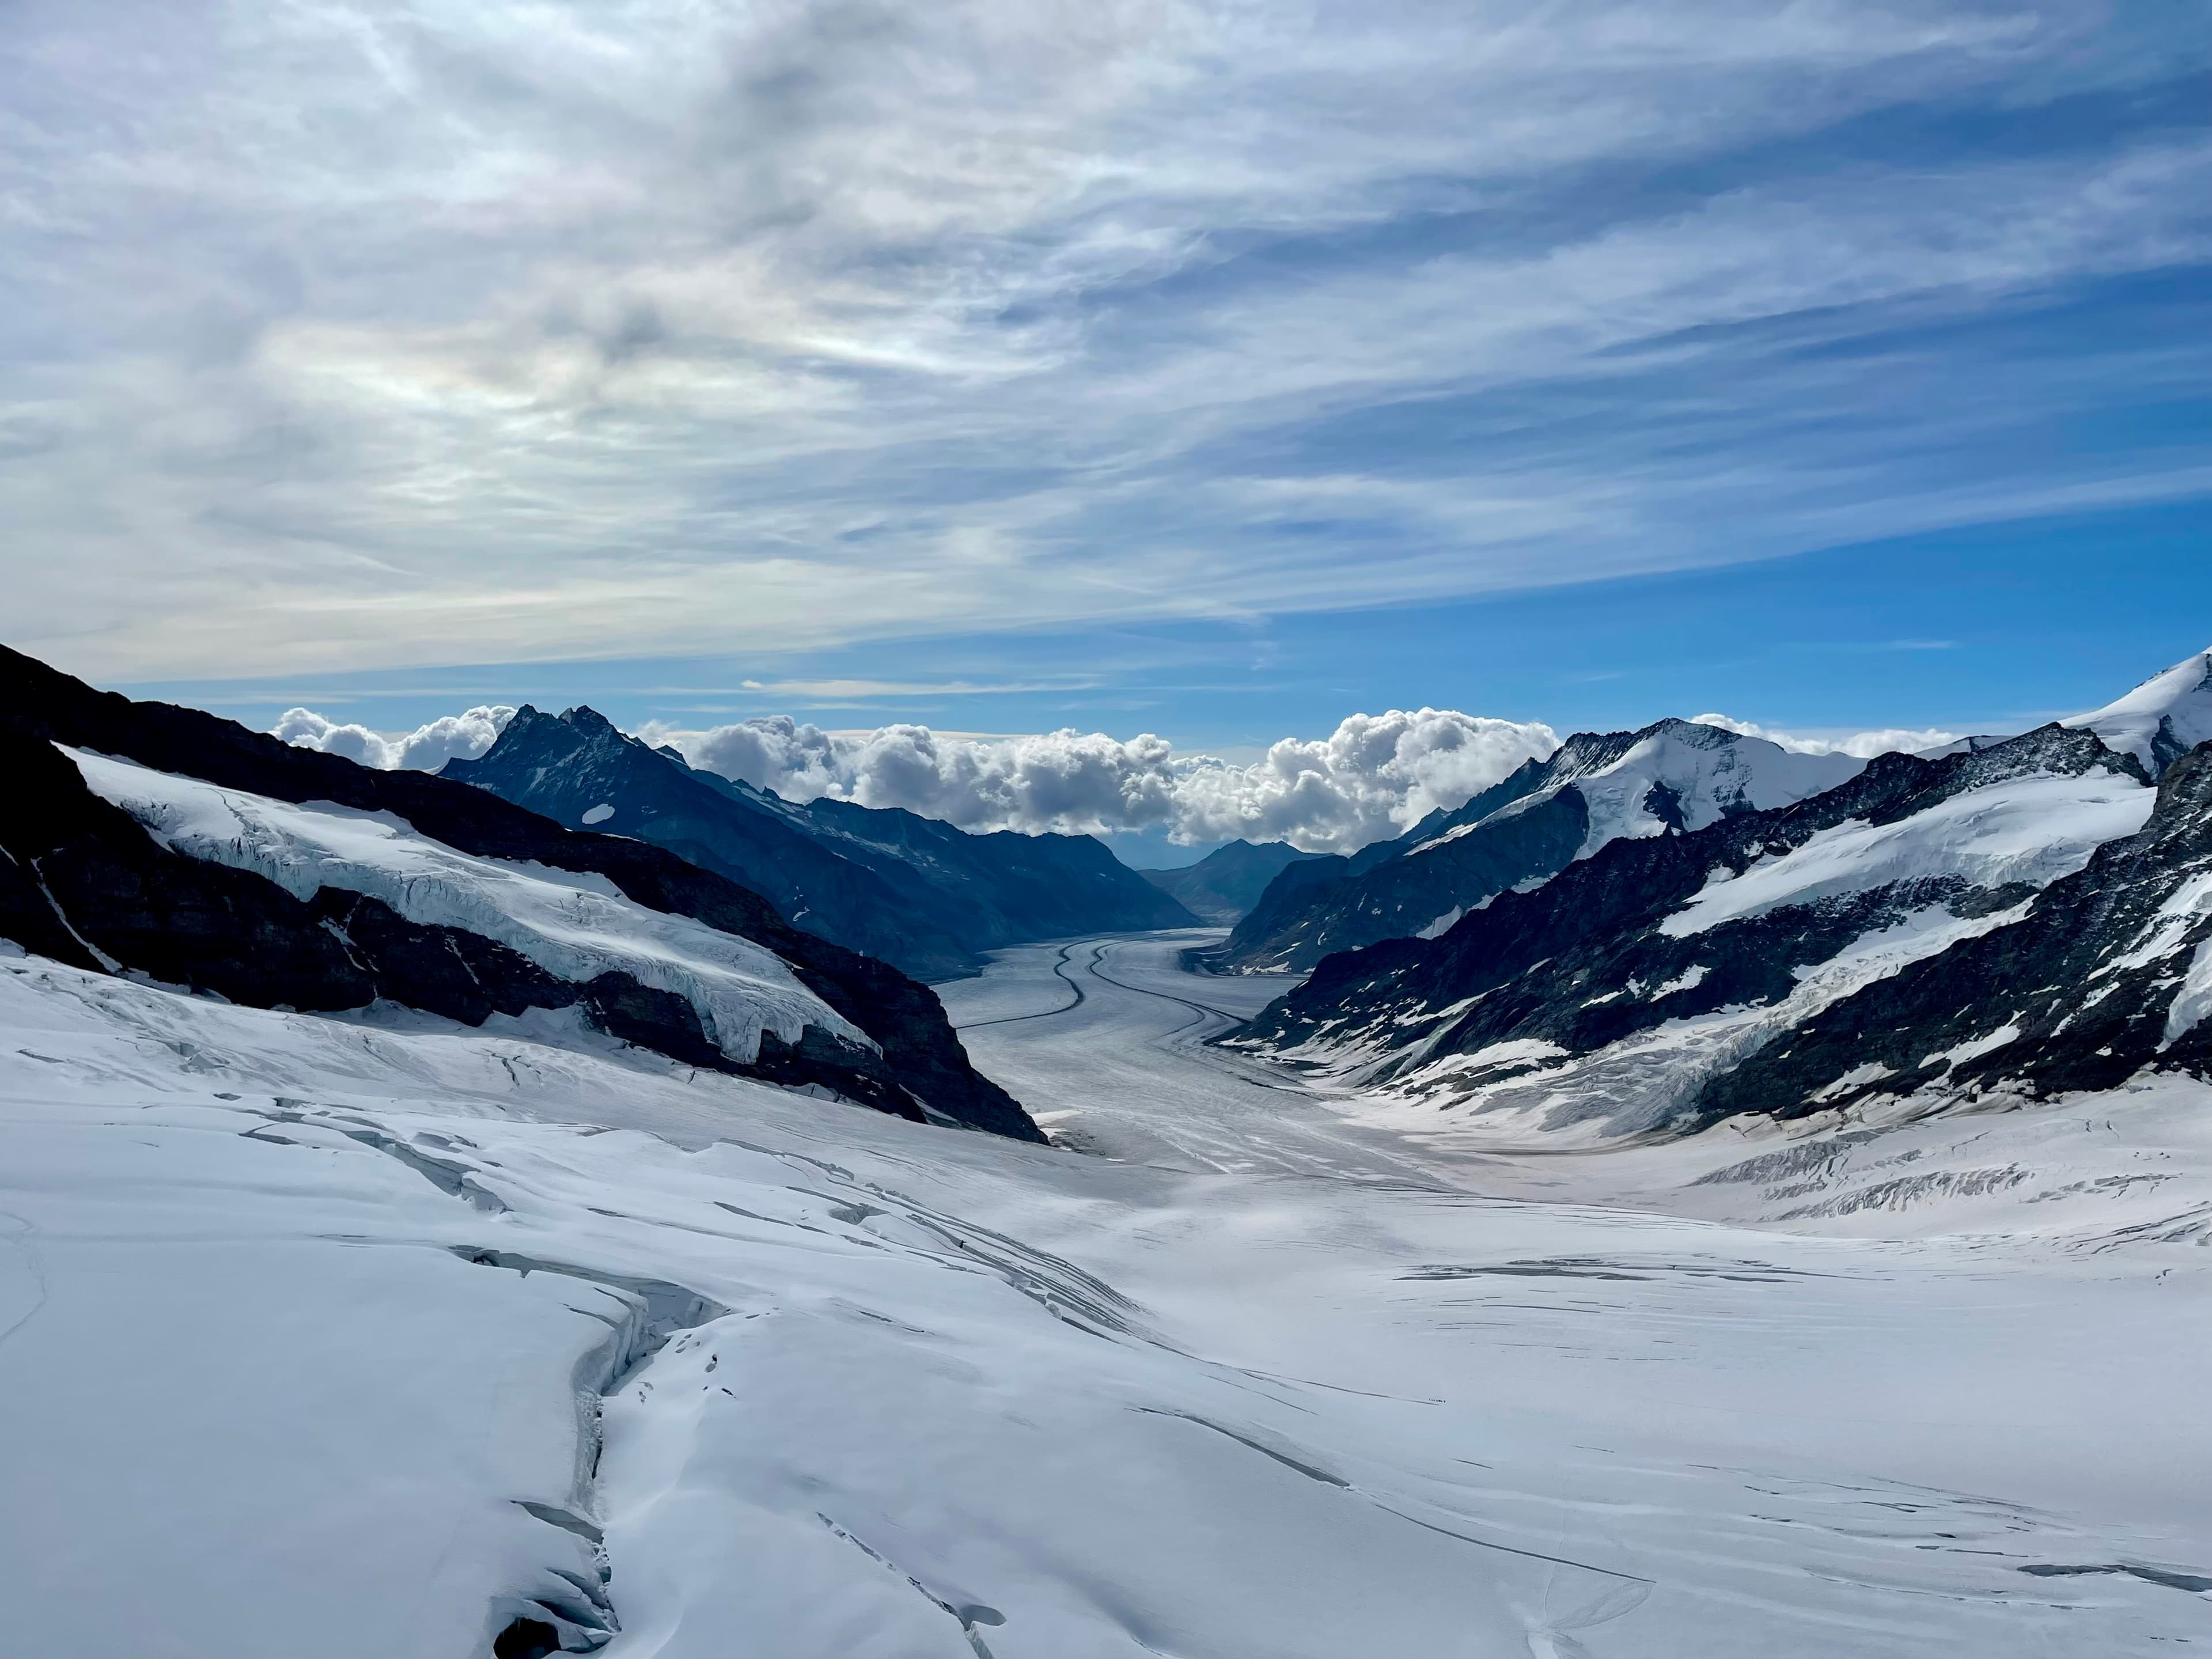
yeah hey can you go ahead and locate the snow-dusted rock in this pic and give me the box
[1209,719,1863,974]
[1228,718,2203,1137]
[69,747,856,1067]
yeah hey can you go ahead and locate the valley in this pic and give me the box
[939,931,1440,1181]
[3,647,2210,1656]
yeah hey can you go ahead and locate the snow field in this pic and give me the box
[1661,769,2154,937]
[3,938,2209,1656]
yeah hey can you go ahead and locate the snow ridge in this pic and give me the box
[2066,646,2212,776]
[66,747,860,1065]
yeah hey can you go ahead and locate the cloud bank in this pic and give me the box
[272,706,517,772]
[276,702,1559,851]
[661,709,1563,850]
[274,702,1994,846]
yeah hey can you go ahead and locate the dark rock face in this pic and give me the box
[793,789,1200,944]
[1203,725,1711,974]
[1229,723,2190,1130]
[1137,840,1333,925]
[444,707,1196,979]
[1700,742,2212,1119]
[0,645,1041,1141]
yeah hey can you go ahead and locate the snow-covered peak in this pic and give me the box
[1407,718,1863,865]
[1567,719,1865,855]
[2065,647,2212,777]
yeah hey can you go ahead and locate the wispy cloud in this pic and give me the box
[3,1,2206,679]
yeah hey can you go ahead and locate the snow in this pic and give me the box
[1650,963,1709,996]
[4,931,2209,1656]
[2093,869,2212,980]
[1316,903,2037,1139]
[1660,770,2153,937]
[1415,723,1863,868]
[1922,1022,2022,1070]
[582,802,616,825]
[2164,936,2212,1045]
[1566,722,1863,858]
[2065,647,2212,773]
[64,746,860,1064]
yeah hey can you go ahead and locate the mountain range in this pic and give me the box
[0,645,1040,1141]
[1203,717,1865,972]
[1135,838,1331,924]
[1225,649,2212,1141]
[444,705,1196,980]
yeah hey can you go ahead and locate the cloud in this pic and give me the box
[266,695,1559,850]
[3,0,2206,680]
[1690,713,1961,758]
[637,707,1559,851]
[261,694,1988,845]
[272,705,517,771]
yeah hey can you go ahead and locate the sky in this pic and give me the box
[4,1,2209,855]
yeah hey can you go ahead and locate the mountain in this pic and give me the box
[1204,718,1864,973]
[1137,839,1332,923]
[1225,683,2212,1139]
[443,706,1197,979]
[0,645,1040,1141]
[2065,645,2212,775]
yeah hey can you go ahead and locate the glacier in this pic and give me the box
[65,745,862,1065]
[2,931,2209,1656]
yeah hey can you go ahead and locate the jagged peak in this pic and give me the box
[556,704,624,737]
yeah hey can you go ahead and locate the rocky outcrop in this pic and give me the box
[1699,741,2212,1119]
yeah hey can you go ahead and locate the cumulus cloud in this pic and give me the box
[272,706,517,772]
[1690,713,1961,758]
[643,708,1559,853]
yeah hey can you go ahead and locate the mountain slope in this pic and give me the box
[1137,839,1332,924]
[1228,720,2177,1139]
[0,644,1039,1139]
[775,786,1199,940]
[1207,719,1863,973]
[444,706,1196,978]
[2066,645,2212,777]
[445,706,981,979]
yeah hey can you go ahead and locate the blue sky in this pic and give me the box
[5,1,2208,852]
[130,497,2211,754]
